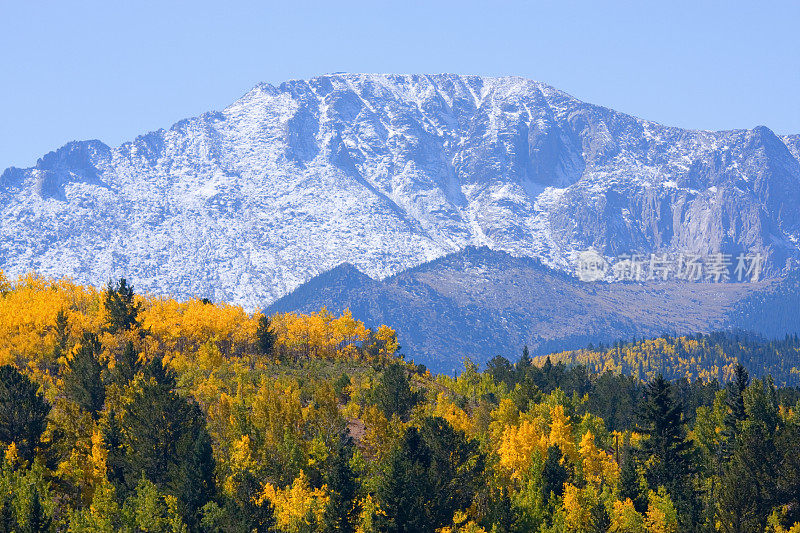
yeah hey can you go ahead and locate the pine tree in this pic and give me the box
[377,425,434,532]
[27,488,51,533]
[113,341,140,386]
[618,447,647,513]
[517,345,532,375]
[118,358,216,528]
[377,417,484,532]
[0,491,15,533]
[486,356,514,388]
[173,404,217,531]
[63,332,106,418]
[0,365,50,463]
[323,431,360,533]
[589,499,611,533]
[373,364,419,421]
[235,471,276,533]
[638,375,698,525]
[255,315,276,356]
[718,378,780,533]
[104,278,139,334]
[541,445,569,501]
[485,487,518,533]
[103,409,126,490]
[721,363,749,461]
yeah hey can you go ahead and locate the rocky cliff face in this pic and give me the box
[2,74,798,307]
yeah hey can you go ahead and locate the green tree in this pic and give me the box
[104,278,140,334]
[720,363,749,461]
[238,471,276,533]
[113,340,141,386]
[0,491,15,533]
[518,345,532,370]
[618,447,647,513]
[255,315,276,357]
[121,477,187,533]
[118,358,216,530]
[638,375,698,526]
[103,409,126,491]
[373,364,419,421]
[323,432,360,533]
[588,498,611,533]
[63,332,105,419]
[26,488,51,533]
[52,309,70,362]
[486,356,515,388]
[541,445,568,502]
[0,365,50,463]
[717,378,780,533]
[377,417,485,532]
[777,421,800,527]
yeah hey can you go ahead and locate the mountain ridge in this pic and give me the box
[2,73,799,308]
[266,246,777,371]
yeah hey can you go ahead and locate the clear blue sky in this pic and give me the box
[1,1,799,171]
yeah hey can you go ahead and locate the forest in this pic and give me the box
[1,271,800,532]
[537,331,800,386]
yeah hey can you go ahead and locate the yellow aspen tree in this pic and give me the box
[562,484,596,532]
[645,489,678,533]
[610,498,646,533]
[497,419,548,479]
[549,404,577,461]
[258,470,329,533]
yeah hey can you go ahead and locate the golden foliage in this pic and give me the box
[258,470,329,533]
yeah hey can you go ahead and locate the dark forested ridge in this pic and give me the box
[268,247,780,372]
[2,272,800,532]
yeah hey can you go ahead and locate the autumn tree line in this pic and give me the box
[538,331,800,386]
[1,272,800,532]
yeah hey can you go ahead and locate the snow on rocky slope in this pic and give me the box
[2,74,799,308]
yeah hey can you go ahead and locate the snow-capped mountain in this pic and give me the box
[2,74,799,308]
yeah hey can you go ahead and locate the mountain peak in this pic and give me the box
[2,74,799,308]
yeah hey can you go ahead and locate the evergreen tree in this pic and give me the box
[486,356,514,388]
[103,409,126,490]
[589,499,611,533]
[63,332,105,418]
[323,431,360,533]
[373,364,419,421]
[378,425,435,532]
[0,491,15,533]
[0,365,50,462]
[418,417,485,528]
[377,417,484,532]
[255,315,276,356]
[118,358,216,529]
[333,373,351,403]
[484,487,518,533]
[777,422,800,527]
[173,404,217,531]
[638,375,698,525]
[541,445,568,501]
[26,488,51,533]
[618,447,647,513]
[235,471,276,533]
[104,278,139,334]
[718,378,780,533]
[721,363,749,460]
[515,346,532,380]
[113,341,140,386]
[142,354,176,393]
